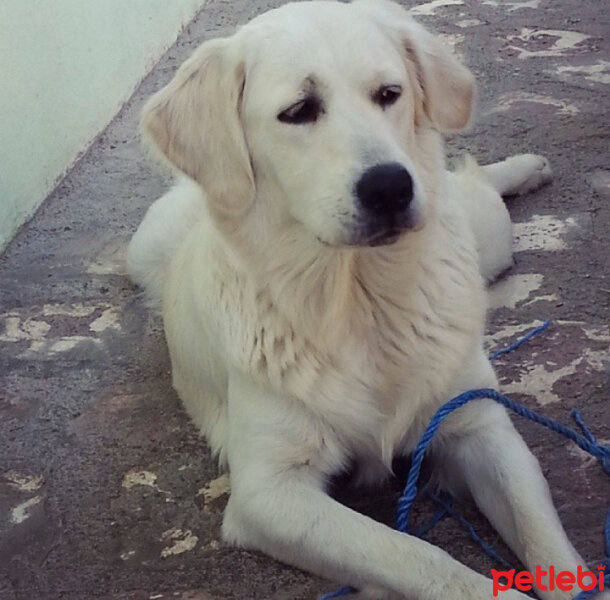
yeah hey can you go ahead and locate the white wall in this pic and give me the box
[0,0,206,251]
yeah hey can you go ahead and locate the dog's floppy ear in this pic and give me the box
[141,38,254,217]
[356,0,475,132]
[401,20,475,132]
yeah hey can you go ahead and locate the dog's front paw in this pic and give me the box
[506,153,553,195]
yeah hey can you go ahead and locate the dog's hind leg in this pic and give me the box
[449,159,514,282]
[481,153,552,197]
[450,153,551,282]
[127,178,204,306]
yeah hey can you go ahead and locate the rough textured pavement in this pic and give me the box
[1,1,608,599]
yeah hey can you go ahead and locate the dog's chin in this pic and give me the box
[313,212,426,248]
[349,216,426,248]
[317,227,412,249]
[357,227,407,247]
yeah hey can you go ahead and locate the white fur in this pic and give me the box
[127,1,601,598]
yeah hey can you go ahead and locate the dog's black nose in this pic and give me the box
[356,163,413,216]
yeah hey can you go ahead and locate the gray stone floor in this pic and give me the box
[1,1,608,599]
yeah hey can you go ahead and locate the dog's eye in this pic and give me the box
[278,96,322,125]
[373,85,402,109]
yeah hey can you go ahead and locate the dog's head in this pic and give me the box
[142,0,475,247]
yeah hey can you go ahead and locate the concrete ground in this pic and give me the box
[1,0,608,599]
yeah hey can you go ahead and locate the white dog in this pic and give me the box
[127,1,602,598]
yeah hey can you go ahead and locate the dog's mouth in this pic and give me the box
[315,208,425,248]
[362,227,406,247]
[352,210,423,247]
[317,227,407,248]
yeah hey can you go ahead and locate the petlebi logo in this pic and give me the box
[491,564,606,596]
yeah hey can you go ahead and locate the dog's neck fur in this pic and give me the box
[221,198,440,356]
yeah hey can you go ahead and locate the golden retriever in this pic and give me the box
[127,2,599,598]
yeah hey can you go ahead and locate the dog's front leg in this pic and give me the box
[436,351,605,600]
[221,370,531,600]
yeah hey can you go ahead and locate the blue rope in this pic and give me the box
[397,388,610,534]
[396,389,495,532]
[426,491,514,570]
[318,587,356,600]
[413,497,451,538]
[319,322,609,599]
[572,409,610,475]
[489,320,551,360]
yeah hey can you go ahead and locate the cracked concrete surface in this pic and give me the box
[0,1,608,599]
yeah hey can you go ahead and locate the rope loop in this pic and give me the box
[319,322,608,599]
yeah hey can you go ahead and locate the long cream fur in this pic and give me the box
[127,2,598,599]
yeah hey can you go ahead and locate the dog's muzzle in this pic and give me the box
[354,162,417,246]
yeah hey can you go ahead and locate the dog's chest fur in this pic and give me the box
[165,197,486,473]
[219,210,486,470]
